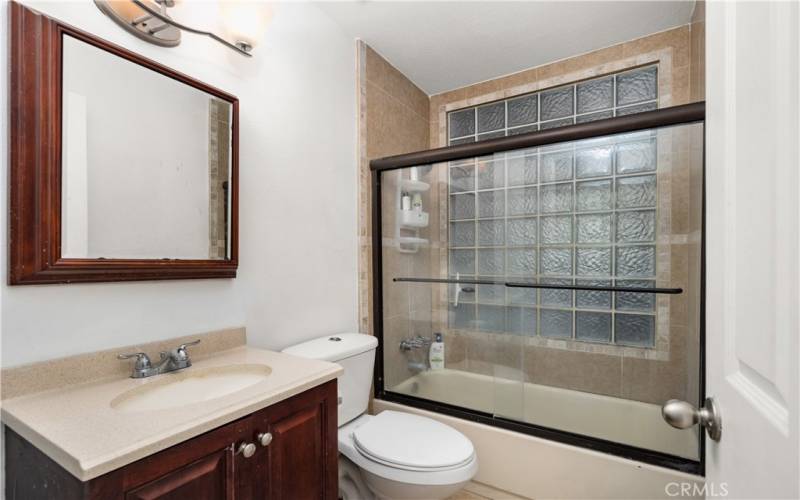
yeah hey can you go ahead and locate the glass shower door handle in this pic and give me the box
[452,272,475,306]
[662,398,722,441]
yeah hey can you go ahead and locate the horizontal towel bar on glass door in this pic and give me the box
[392,277,683,294]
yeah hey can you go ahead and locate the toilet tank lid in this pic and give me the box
[281,333,378,362]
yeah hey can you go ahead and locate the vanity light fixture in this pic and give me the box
[94,0,269,57]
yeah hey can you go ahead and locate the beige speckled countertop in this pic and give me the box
[1,346,342,481]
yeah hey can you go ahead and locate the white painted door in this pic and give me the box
[705,1,799,498]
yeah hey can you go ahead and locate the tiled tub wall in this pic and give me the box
[356,43,438,387]
[428,25,693,140]
[444,111,667,352]
[368,25,703,406]
[431,123,702,407]
[447,65,660,145]
[381,166,442,387]
[208,99,231,259]
[423,26,702,407]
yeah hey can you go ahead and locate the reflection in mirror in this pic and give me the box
[61,34,232,260]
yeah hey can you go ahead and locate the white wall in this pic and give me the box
[62,35,211,259]
[63,90,90,258]
[0,0,359,367]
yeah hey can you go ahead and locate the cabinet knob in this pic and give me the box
[257,432,273,447]
[237,442,256,458]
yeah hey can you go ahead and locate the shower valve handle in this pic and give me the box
[399,335,431,351]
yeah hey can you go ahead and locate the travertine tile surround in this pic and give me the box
[360,25,704,405]
[357,41,430,352]
[428,26,700,405]
[429,26,693,146]
[208,99,231,259]
[432,123,686,364]
[1,327,246,400]
[690,1,706,103]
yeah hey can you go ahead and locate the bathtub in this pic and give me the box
[391,368,698,460]
[380,369,704,499]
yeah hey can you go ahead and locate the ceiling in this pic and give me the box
[318,1,696,95]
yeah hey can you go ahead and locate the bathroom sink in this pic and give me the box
[111,364,272,412]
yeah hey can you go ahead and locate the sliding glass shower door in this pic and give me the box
[375,111,704,470]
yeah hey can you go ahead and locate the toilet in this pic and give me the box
[283,333,478,499]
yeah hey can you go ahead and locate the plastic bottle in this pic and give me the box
[401,193,411,211]
[429,333,444,370]
[411,193,423,212]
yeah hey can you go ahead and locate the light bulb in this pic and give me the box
[220,1,272,51]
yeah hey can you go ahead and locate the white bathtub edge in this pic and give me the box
[373,399,704,500]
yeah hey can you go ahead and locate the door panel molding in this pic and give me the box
[706,0,800,497]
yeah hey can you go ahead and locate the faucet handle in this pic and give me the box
[168,339,201,366]
[178,339,201,351]
[117,352,152,370]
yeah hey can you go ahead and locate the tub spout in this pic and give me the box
[407,361,428,373]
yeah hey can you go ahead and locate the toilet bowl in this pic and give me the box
[282,333,478,499]
[339,412,478,499]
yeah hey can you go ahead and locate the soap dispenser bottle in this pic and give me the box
[411,193,423,212]
[401,192,411,211]
[429,333,444,370]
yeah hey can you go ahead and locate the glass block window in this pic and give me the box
[447,129,659,348]
[448,66,658,144]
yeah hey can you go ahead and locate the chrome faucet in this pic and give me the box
[399,335,432,352]
[118,339,201,378]
[400,335,432,373]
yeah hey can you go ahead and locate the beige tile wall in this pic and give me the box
[357,43,432,386]
[208,99,231,259]
[380,168,440,386]
[429,26,694,148]
[362,22,706,406]
[423,26,703,406]
[690,0,706,103]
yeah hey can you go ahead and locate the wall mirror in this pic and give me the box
[9,2,238,284]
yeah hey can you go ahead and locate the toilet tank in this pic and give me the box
[282,333,378,425]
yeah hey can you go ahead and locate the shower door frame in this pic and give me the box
[370,102,706,475]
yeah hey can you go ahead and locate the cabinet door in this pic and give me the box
[252,381,338,500]
[124,448,234,500]
[109,415,253,500]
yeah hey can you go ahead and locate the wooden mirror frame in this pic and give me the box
[8,2,239,285]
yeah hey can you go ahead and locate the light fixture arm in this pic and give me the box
[130,0,252,57]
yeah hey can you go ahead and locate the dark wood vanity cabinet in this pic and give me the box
[251,383,337,500]
[124,447,238,500]
[5,381,338,500]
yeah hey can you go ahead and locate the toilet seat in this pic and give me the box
[353,441,475,472]
[339,413,478,487]
[352,411,475,471]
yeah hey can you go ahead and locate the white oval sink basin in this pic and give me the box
[111,364,272,412]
